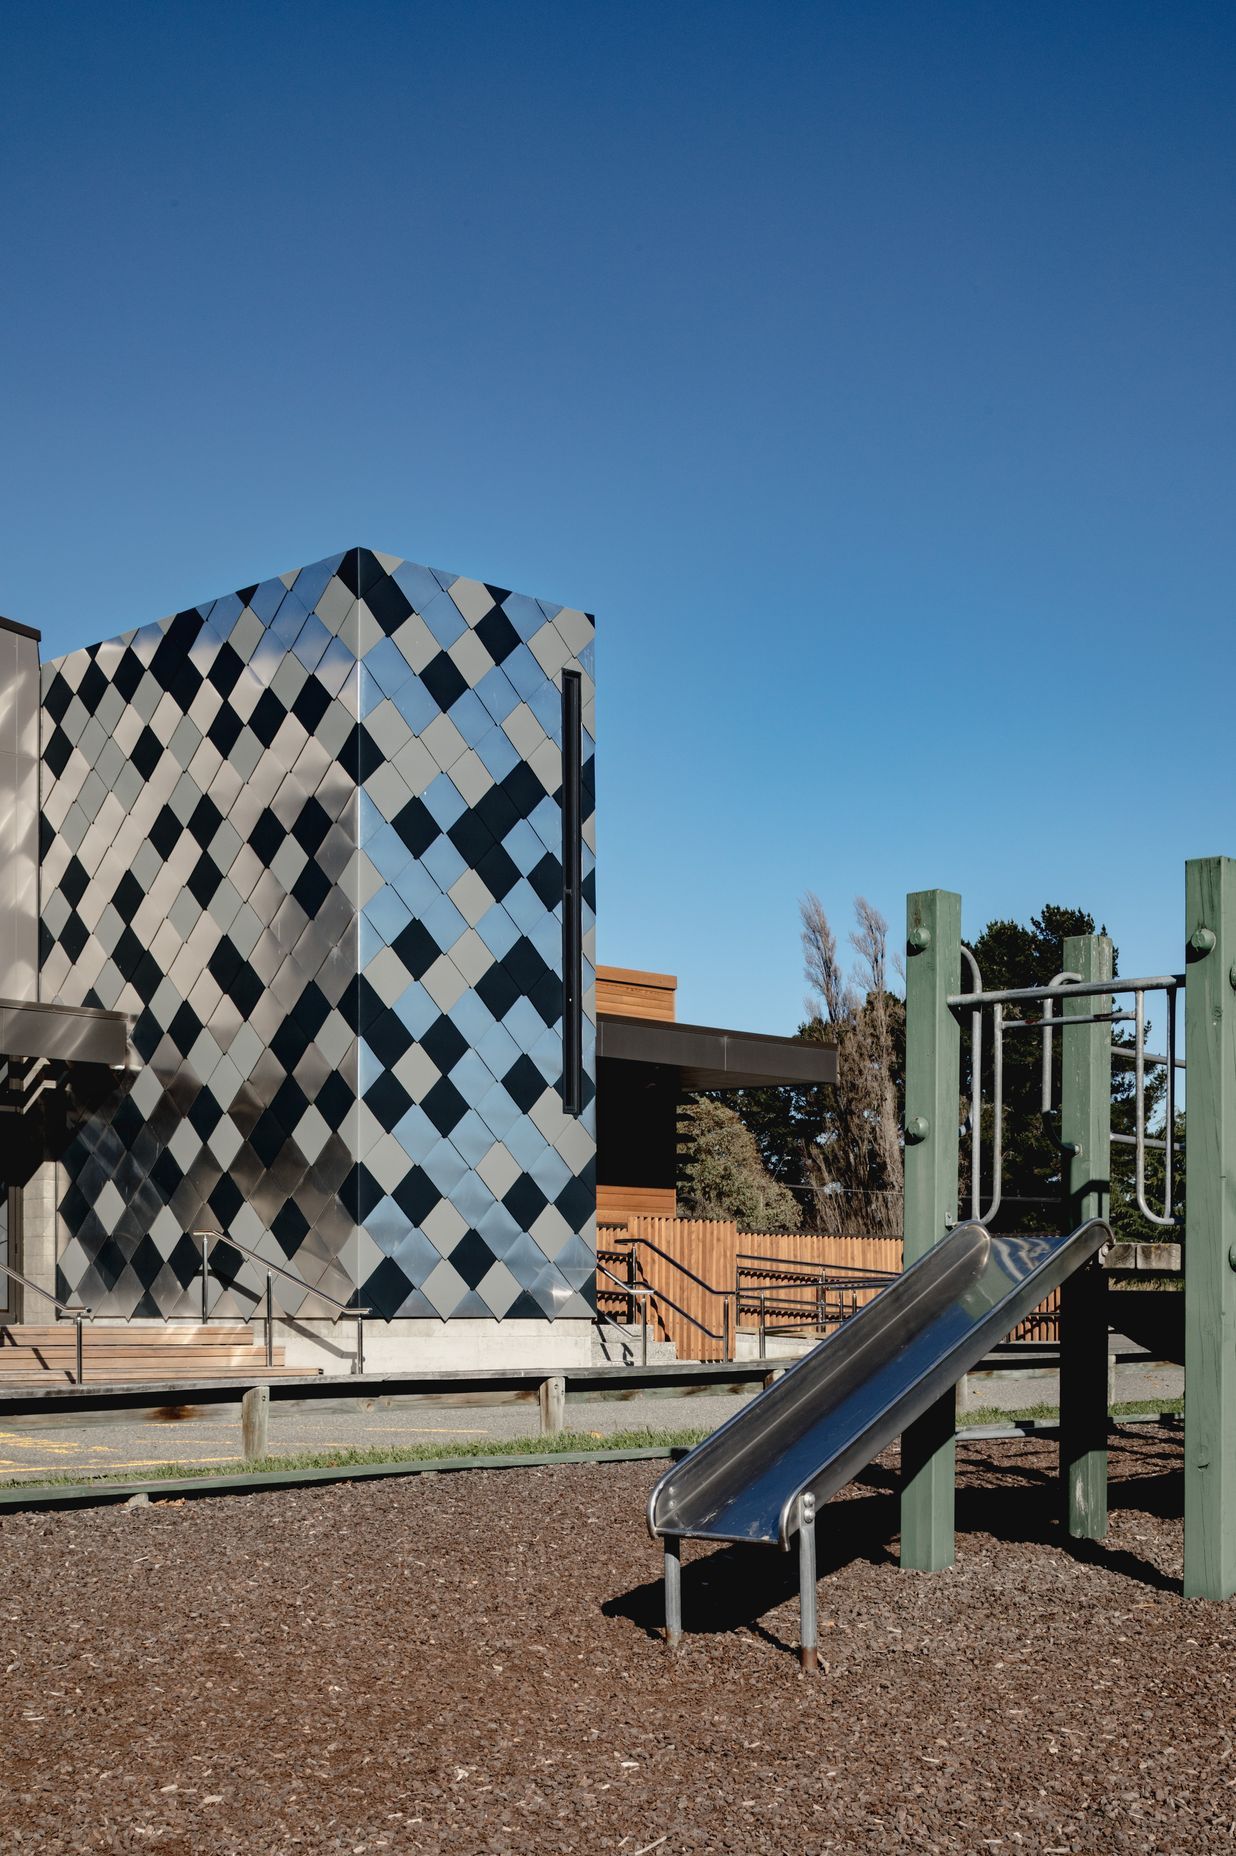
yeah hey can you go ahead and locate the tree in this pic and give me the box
[799,894,905,1237]
[677,1096,802,1231]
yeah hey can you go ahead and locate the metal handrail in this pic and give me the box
[0,1262,92,1384]
[194,1230,371,1375]
[612,1239,734,1355]
[595,1261,653,1363]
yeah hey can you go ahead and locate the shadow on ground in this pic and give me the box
[605,1428,1185,1646]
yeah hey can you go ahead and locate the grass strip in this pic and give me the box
[0,1425,711,1493]
[961,1396,1183,1430]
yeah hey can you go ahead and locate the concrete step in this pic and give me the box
[592,1322,678,1367]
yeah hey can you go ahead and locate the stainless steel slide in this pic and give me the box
[648,1217,1111,1549]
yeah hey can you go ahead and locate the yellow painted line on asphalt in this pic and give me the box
[0,1431,116,1455]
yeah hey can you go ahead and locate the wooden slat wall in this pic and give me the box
[597,1218,1059,1356]
[624,1217,737,1362]
[595,965,677,1022]
[597,1184,677,1223]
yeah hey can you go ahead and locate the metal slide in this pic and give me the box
[648,1217,1112,1551]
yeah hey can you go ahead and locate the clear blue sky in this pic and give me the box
[4,1,1232,1031]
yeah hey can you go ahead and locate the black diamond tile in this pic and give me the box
[393,1165,438,1225]
[248,807,285,865]
[293,675,331,736]
[270,1076,310,1139]
[78,660,107,714]
[361,1255,414,1321]
[390,918,441,982]
[422,1074,468,1136]
[475,840,519,903]
[316,1070,353,1130]
[419,1013,468,1077]
[502,1174,549,1230]
[43,671,72,724]
[476,962,519,1021]
[207,641,245,700]
[341,723,383,783]
[504,935,550,997]
[291,980,331,1041]
[365,573,413,636]
[43,727,72,780]
[188,794,225,850]
[528,852,563,910]
[249,688,286,748]
[149,804,183,860]
[341,1163,384,1224]
[475,604,520,666]
[291,797,330,857]
[187,852,222,908]
[291,860,330,920]
[447,808,494,867]
[208,1174,244,1230]
[131,725,163,781]
[208,703,243,757]
[365,1007,414,1069]
[60,855,89,908]
[450,1228,496,1289]
[271,1199,311,1259]
[363,1069,413,1131]
[500,761,543,822]
[392,797,439,859]
[421,650,468,713]
[503,1054,544,1114]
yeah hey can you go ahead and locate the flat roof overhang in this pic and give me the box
[596,1014,837,1091]
[0,999,128,1066]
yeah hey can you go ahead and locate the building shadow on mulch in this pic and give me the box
[606,1434,1184,1649]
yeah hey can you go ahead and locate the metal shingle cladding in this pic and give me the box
[39,548,596,1321]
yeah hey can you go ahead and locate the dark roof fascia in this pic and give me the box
[596,1013,837,1091]
[0,615,41,643]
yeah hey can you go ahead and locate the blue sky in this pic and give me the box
[3,1,1232,1031]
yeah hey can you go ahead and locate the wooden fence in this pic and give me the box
[597,1218,1059,1359]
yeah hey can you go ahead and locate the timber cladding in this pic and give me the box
[595,965,677,1023]
[596,1219,1058,1359]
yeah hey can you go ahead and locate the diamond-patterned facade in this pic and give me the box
[39,548,597,1322]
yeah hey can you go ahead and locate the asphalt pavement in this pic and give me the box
[0,1360,1183,1484]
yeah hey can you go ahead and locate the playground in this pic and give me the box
[0,1425,1228,1854]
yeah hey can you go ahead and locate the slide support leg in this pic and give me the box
[664,1537,682,1649]
[798,1493,818,1673]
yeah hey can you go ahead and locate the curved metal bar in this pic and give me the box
[949,973,1183,1009]
[960,947,983,1220]
[1133,993,1176,1229]
[1040,970,1084,1116]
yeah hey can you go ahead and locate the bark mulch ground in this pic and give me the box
[1,1424,1231,1854]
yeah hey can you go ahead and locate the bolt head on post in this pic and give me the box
[908,926,932,952]
[906,1115,930,1143]
[1191,926,1217,954]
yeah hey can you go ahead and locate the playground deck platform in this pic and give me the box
[0,1423,1224,1854]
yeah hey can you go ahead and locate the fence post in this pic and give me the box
[1059,932,1112,1539]
[1184,857,1236,1599]
[539,1374,566,1436]
[241,1384,270,1460]
[900,889,961,1571]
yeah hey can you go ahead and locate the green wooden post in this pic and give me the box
[900,889,961,1570]
[1058,932,1112,1539]
[1184,857,1236,1600]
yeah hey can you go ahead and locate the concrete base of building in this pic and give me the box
[280,1315,598,1377]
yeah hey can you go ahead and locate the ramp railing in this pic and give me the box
[194,1230,370,1374]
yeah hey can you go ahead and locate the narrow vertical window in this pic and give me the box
[560,670,583,1113]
